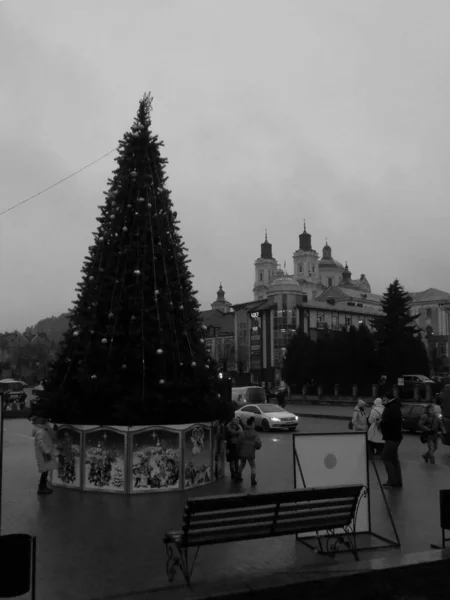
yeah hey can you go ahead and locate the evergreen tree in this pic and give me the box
[373,279,429,383]
[282,331,316,389]
[43,94,228,426]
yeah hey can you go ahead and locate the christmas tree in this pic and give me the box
[43,93,230,426]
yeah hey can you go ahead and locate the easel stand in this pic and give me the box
[430,489,450,549]
[293,432,401,557]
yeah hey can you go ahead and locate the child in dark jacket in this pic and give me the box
[236,417,262,486]
[226,417,243,479]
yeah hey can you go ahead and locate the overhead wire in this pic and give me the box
[0,148,118,218]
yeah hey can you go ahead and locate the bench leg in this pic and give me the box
[322,528,359,561]
[165,543,200,587]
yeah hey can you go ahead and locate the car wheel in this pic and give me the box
[261,419,270,432]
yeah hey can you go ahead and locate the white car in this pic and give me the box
[235,403,299,432]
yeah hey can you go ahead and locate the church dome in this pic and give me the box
[267,275,301,296]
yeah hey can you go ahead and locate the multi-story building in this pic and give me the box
[199,284,235,372]
[234,227,383,386]
[233,224,450,384]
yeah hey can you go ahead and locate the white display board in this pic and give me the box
[294,432,370,536]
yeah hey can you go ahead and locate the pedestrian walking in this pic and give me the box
[419,404,447,464]
[367,398,385,455]
[380,392,403,488]
[236,417,262,486]
[32,416,58,495]
[225,416,243,479]
[351,399,369,432]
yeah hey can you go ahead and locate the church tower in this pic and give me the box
[253,232,278,300]
[211,283,233,314]
[292,221,319,284]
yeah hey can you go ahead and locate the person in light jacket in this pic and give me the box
[236,417,262,487]
[352,399,369,432]
[367,398,385,455]
[419,404,447,464]
[32,416,58,495]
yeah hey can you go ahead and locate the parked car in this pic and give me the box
[235,403,299,432]
[232,386,267,408]
[401,402,441,433]
[398,374,436,400]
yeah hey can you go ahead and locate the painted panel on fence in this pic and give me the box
[131,428,181,491]
[184,425,212,488]
[84,429,126,492]
[52,426,82,488]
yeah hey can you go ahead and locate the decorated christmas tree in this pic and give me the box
[43,93,230,426]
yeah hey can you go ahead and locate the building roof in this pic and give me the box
[199,309,234,334]
[411,288,450,303]
[316,286,381,304]
[267,275,301,295]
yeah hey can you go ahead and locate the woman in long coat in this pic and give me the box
[367,398,385,455]
[32,416,58,495]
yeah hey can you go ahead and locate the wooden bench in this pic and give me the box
[163,484,365,586]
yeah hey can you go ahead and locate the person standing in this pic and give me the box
[367,398,385,455]
[236,417,262,486]
[225,416,243,479]
[32,416,58,495]
[351,399,369,432]
[380,392,403,488]
[419,404,447,464]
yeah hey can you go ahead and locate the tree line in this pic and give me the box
[282,279,430,395]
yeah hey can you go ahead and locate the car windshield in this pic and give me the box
[258,404,286,413]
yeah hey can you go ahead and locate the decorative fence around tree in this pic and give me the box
[50,421,226,494]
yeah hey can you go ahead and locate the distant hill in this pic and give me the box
[24,313,70,344]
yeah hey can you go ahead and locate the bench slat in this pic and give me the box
[186,505,353,531]
[187,497,356,524]
[182,516,351,547]
[185,485,363,514]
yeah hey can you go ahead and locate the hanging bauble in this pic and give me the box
[101,338,108,344]
[131,315,136,321]
[115,233,119,237]
[73,331,79,337]
[131,170,137,178]
[180,362,184,366]
[159,379,165,385]
[169,302,173,307]
[179,305,184,310]
[127,203,132,208]
[98,237,103,241]
[89,276,94,281]
[138,197,145,203]
[201,325,207,331]
[191,361,196,367]
[156,348,163,355]
[154,290,160,296]
[108,312,114,319]
[91,375,97,380]
[110,215,115,220]
[134,269,141,276]
[135,211,139,216]
[116,279,120,283]
[157,241,162,246]
[200,339,205,344]
[205,365,210,369]
[121,364,127,370]
[148,202,152,208]
[122,226,128,232]
[111,201,116,207]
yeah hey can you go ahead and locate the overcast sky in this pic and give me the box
[1,0,450,331]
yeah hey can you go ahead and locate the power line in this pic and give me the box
[0,148,118,218]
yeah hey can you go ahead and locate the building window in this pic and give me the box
[327,277,333,287]
[259,272,263,281]
[317,312,325,329]
[345,316,352,328]
[426,308,432,318]
[331,312,338,330]
[298,263,303,273]
[311,265,315,273]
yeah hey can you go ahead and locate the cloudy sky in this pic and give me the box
[1,0,450,331]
